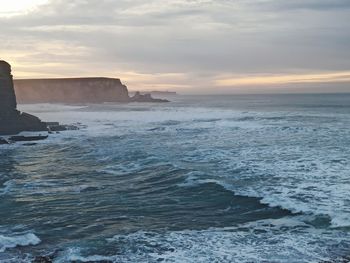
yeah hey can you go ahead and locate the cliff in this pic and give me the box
[14,78,130,103]
[0,61,17,112]
[0,61,48,135]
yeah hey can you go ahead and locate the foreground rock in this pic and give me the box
[33,254,113,263]
[0,60,79,141]
[130,91,169,103]
[46,122,81,132]
[0,138,9,144]
[9,134,48,142]
[0,60,48,135]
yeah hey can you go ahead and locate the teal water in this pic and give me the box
[1,94,350,262]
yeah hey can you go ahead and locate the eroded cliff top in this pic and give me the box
[0,60,11,77]
[15,77,122,83]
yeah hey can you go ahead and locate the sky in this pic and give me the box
[0,0,350,94]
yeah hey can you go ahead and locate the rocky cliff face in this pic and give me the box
[14,78,130,103]
[0,61,17,113]
[0,60,47,135]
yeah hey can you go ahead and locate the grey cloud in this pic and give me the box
[254,0,350,11]
[0,0,350,92]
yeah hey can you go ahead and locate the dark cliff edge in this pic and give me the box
[0,61,78,137]
[14,78,169,104]
[0,60,48,136]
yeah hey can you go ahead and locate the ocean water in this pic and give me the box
[0,94,350,262]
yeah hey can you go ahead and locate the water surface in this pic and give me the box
[1,94,350,262]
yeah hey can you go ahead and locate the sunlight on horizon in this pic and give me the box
[216,71,350,87]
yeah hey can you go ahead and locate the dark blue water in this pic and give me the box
[1,94,350,262]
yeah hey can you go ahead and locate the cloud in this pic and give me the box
[254,0,350,11]
[216,71,350,86]
[0,0,350,93]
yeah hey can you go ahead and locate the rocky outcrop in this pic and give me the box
[149,91,177,96]
[131,91,177,97]
[15,78,130,103]
[130,91,169,103]
[0,138,9,144]
[0,61,17,112]
[0,60,48,135]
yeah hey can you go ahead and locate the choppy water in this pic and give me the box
[1,94,350,262]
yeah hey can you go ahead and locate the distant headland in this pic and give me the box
[1,60,169,137]
[14,78,169,104]
[129,91,177,97]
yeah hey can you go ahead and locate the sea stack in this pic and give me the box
[129,91,169,103]
[0,60,47,135]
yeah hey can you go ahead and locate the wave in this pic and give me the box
[0,180,15,196]
[53,248,117,263]
[0,232,40,252]
[105,223,350,262]
[2,100,349,262]
[178,166,350,228]
[51,217,349,263]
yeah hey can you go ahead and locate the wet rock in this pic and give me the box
[9,134,48,142]
[33,255,53,263]
[0,137,9,144]
[23,143,38,146]
[46,122,82,132]
[33,256,114,263]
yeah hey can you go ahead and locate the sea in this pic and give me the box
[0,94,350,262]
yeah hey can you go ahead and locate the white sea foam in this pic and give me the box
[15,103,350,228]
[0,232,41,252]
[102,218,349,263]
[14,179,102,196]
[18,103,88,113]
[35,217,326,263]
[53,247,117,263]
[0,180,15,196]
[7,100,350,261]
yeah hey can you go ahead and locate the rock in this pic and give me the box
[33,255,53,263]
[0,137,9,144]
[9,135,48,142]
[0,61,17,110]
[0,60,48,135]
[129,91,169,103]
[46,122,82,132]
[23,143,38,146]
[33,255,113,263]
